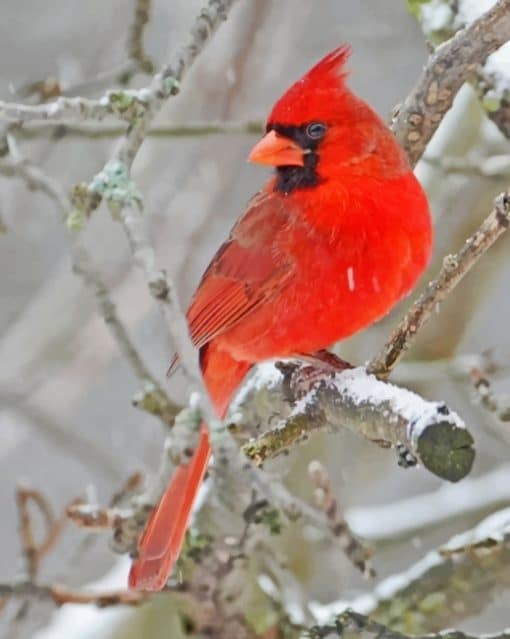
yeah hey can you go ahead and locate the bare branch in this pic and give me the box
[368,190,510,378]
[0,95,121,125]
[127,0,155,74]
[15,485,65,582]
[81,0,240,385]
[308,461,374,578]
[0,137,179,427]
[66,501,132,532]
[468,366,510,420]
[0,581,147,607]
[14,120,263,141]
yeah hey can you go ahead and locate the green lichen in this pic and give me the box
[65,208,86,231]
[244,500,284,535]
[132,383,179,427]
[417,591,446,613]
[108,90,149,120]
[181,528,212,563]
[89,161,143,211]
[406,0,431,19]
[162,76,180,97]
[482,93,503,113]
[406,0,456,47]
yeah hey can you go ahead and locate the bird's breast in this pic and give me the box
[215,171,432,362]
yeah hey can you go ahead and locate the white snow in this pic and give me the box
[347,463,510,541]
[456,0,498,26]
[485,42,510,95]
[333,367,465,439]
[310,503,510,626]
[420,0,454,35]
[33,559,134,639]
[443,506,510,550]
[228,361,284,413]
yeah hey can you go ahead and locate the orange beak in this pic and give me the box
[248,130,304,167]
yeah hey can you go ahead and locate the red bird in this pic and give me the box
[129,46,432,590]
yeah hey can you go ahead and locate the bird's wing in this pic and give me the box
[187,190,296,350]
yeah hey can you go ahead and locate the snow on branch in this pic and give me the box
[236,362,474,483]
[308,609,510,639]
[409,0,510,143]
[306,510,510,634]
[318,508,510,635]
[393,0,510,167]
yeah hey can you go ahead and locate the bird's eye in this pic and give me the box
[306,122,327,140]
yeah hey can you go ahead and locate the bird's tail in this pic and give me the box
[129,344,251,591]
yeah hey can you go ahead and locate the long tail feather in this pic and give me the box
[129,425,211,591]
[129,345,251,591]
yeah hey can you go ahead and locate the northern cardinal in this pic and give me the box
[129,46,432,590]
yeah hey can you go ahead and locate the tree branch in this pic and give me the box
[14,120,263,141]
[309,609,510,639]
[127,0,155,74]
[0,581,147,607]
[308,461,374,578]
[237,362,474,482]
[365,508,510,633]
[368,190,510,378]
[392,0,510,167]
[0,137,179,427]
[76,0,239,388]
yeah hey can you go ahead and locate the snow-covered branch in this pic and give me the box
[311,508,510,634]
[309,609,510,639]
[409,0,510,143]
[393,0,510,166]
[236,362,474,482]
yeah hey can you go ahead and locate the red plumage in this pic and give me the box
[129,46,432,590]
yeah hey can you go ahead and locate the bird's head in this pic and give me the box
[248,46,406,195]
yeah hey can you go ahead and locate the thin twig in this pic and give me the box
[14,120,263,141]
[109,471,144,507]
[127,0,155,74]
[469,366,510,421]
[15,486,66,582]
[66,502,132,532]
[0,581,147,607]
[308,461,374,578]
[0,137,179,427]
[368,191,510,378]
[83,0,239,386]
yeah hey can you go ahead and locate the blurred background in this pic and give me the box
[1,1,510,638]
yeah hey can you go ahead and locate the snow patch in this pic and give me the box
[421,0,454,35]
[229,361,283,413]
[33,559,134,639]
[347,464,510,541]
[456,0,498,26]
[333,367,465,439]
[485,42,510,95]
